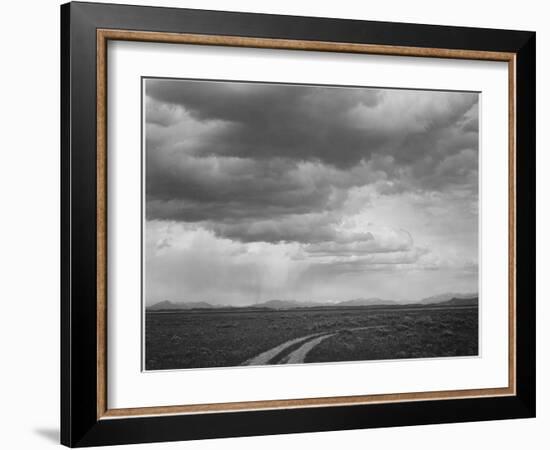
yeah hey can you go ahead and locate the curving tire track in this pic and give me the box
[242,332,324,366]
[280,334,336,364]
[243,325,385,366]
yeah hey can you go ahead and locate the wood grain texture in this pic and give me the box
[96,30,108,419]
[95,28,517,420]
[508,56,517,394]
[101,387,515,418]
[98,29,515,61]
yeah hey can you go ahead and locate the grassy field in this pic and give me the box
[145,305,478,370]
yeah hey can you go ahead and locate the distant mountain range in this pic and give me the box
[251,298,398,309]
[148,300,220,310]
[147,293,477,311]
[434,297,478,307]
[418,292,478,304]
[256,299,326,309]
[338,298,398,307]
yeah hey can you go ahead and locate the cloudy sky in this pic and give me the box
[144,78,479,306]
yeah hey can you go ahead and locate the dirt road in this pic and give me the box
[243,326,385,365]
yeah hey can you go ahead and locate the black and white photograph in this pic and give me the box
[143,78,480,371]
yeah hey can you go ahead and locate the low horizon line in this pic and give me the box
[147,292,479,308]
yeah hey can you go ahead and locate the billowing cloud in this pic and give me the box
[143,78,479,304]
[146,155,385,227]
[146,79,478,169]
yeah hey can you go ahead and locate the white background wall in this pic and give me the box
[0,0,546,448]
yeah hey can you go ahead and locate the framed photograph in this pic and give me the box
[61,2,535,447]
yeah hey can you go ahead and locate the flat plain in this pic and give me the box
[145,304,478,370]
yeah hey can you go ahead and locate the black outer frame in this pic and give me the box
[60,1,535,447]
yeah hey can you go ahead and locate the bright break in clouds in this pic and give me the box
[144,78,479,306]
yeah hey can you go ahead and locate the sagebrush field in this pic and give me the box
[145,305,478,370]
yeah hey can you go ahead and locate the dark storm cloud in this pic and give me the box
[145,152,383,225]
[146,80,384,167]
[146,79,477,168]
[144,79,478,246]
[146,79,381,124]
[209,213,377,245]
[146,156,338,217]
